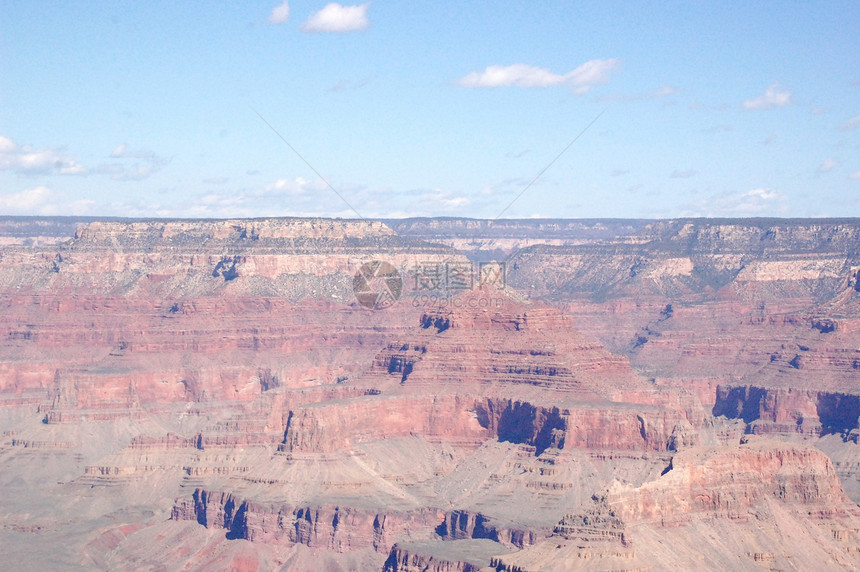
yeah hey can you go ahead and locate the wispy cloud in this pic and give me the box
[440,196,470,209]
[850,171,860,180]
[419,190,471,211]
[0,136,168,182]
[670,169,697,179]
[478,178,527,198]
[742,82,792,110]
[839,115,860,131]
[0,186,55,213]
[163,177,329,218]
[681,187,788,216]
[329,78,372,92]
[265,176,324,195]
[0,186,94,215]
[817,157,837,173]
[100,144,167,181]
[268,1,290,24]
[0,135,86,176]
[98,164,161,181]
[599,85,678,103]
[110,144,160,160]
[705,125,734,134]
[505,149,530,159]
[458,59,620,94]
[301,3,369,33]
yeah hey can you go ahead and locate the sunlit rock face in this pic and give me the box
[2,216,860,571]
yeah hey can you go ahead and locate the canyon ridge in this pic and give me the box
[1,216,860,571]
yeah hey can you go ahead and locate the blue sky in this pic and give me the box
[1,1,858,219]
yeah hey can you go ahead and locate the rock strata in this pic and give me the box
[3,217,860,571]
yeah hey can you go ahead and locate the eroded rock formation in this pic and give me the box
[2,216,860,571]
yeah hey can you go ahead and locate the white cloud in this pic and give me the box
[742,82,792,110]
[110,143,129,158]
[744,188,781,200]
[817,157,837,173]
[681,188,789,217]
[67,199,97,214]
[565,59,621,94]
[839,115,860,130]
[653,85,678,97]
[102,144,167,181]
[0,136,86,176]
[440,196,470,209]
[269,1,290,24]
[414,190,471,212]
[0,186,55,213]
[458,59,620,94]
[0,136,16,153]
[0,186,95,216]
[301,3,369,33]
[265,176,323,195]
[160,177,342,217]
[0,136,168,182]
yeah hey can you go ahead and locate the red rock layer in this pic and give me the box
[494,441,860,571]
[604,442,853,524]
[172,489,444,555]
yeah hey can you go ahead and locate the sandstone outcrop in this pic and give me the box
[3,216,860,571]
[172,489,445,554]
[383,539,513,572]
[494,441,860,571]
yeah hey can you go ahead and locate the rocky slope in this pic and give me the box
[1,216,860,571]
[494,440,860,571]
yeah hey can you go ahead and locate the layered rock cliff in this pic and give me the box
[495,441,860,571]
[2,216,860,572]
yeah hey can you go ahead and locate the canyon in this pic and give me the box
[1,216,860,570]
